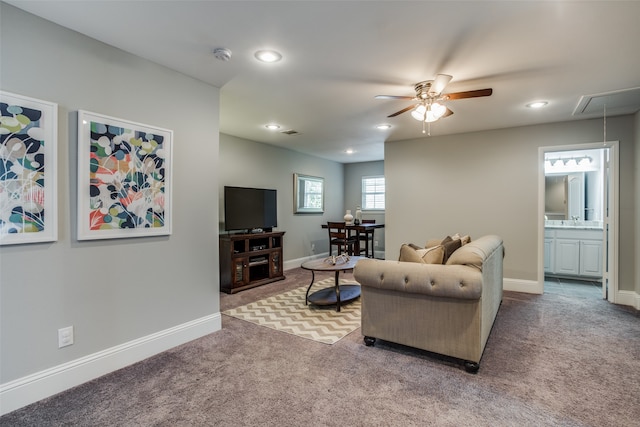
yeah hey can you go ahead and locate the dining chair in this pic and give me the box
[358,219,376,258]
[327,222,357,256]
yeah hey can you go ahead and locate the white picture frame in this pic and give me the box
[294,173,324,214]
[0,91,58,245]
[77,110,173,240]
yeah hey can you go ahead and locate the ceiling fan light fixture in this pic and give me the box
[411,104,427,121]
[431,102,446,119]
[411,102,446,123]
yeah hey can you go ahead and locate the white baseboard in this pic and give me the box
[284,252,329,270]
[615,290,640,310]
[504,277,542,294]
[0,313,221,416]
[504,278,639,310]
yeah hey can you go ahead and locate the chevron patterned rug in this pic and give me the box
[222,278,361,344]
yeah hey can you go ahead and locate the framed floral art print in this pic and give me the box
[0,91,58,245]
[77,110,173,240]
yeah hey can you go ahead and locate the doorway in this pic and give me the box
[538,142,619,302]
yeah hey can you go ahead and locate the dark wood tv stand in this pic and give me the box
[219,231,285,294]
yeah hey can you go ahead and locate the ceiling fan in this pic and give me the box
[376,74,493,134]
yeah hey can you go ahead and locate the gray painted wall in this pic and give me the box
[385,116,637,291]
[1,5,220,383]
[219,134,345,258]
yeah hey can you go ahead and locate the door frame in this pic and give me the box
[537,141,619,301]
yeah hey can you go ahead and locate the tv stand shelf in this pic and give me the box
[219,231,285,294]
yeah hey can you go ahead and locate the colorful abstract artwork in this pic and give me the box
[0,91,57,245]
[77,111,172,240]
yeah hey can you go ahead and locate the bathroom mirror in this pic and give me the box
[545,173,584,220]
[544,148,605,222]
[545,175,568,220]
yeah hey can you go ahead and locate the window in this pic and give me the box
[362,176,385,210]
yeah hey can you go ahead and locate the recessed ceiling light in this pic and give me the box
[345,149,354,154]
[254,50,282,63]
[376,124,392,130]
[265,124,280,130]
[526,101,548,109]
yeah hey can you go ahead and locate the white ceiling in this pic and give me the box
[7,1,640,163]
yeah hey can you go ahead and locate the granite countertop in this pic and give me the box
[545,220,603,230]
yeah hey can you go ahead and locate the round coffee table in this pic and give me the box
[301,256,364,312]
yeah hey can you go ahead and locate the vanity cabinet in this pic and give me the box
[555,238,581,276]
[545,228,602,279]
[579,239,603,277]
[543,231,555,274]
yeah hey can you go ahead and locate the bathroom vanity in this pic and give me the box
[544,222,603,279]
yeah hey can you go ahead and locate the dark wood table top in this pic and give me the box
[321,223,384,231]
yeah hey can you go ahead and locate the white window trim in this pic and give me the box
[361,175,385,211]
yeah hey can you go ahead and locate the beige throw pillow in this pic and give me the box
[417,245,445,264]
[399,244,424,263]
[425,238,442,248]
[399,244,445,264]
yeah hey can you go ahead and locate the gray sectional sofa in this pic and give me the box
[353,235,504,372]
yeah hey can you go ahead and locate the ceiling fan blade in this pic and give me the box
[431,74,453,95]
[388,104,416,118]
[444,88,493,100]
[442,107,454,118]
[375,95,415,100]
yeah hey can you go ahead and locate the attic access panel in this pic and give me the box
[573,87,640,116]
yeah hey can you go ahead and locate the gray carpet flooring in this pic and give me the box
[1,269,639,426]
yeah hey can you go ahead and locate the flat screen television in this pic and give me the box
[224,186,277,232]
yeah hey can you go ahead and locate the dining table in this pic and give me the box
[321,222,384,257]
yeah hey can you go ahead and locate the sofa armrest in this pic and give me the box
[354,259,483,300]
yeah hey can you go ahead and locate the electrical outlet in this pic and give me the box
[374,240,379,247]
[58,326,74,348]
[311,243,315,251]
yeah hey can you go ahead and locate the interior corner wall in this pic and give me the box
[634,111,640,296]
[384,116,637,292]
[344,161,386,251]
[218,133,344,259]
[0,2,220,393]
